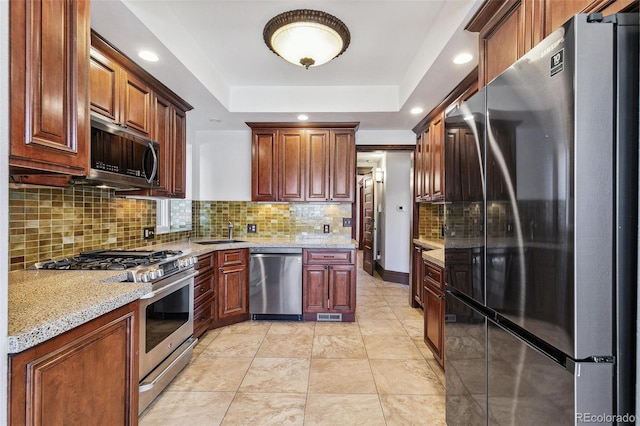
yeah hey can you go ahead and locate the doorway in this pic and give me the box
[355,145,414,282]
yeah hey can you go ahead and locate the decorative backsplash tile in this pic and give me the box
[194,201,352,239]
[9,187,353,271]
[9,187,189,271]
[418,203,445,241]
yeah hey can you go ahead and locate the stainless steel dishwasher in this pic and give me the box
[249,247,303,320]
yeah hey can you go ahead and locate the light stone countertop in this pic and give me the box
[8,270,151,354]
[8,237,356,354]
[413,239,445,268]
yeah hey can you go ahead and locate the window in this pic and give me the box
[156,199,192,234]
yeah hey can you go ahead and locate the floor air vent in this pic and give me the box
[317,313,342,322]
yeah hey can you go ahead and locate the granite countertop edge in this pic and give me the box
[8,270,151,354]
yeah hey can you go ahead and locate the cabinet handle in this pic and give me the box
[323,255,335,259]
[219,268,224,273]
[438,294,445,300]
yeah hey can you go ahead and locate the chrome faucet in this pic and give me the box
[227,221,233,239]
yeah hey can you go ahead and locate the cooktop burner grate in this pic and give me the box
[38,249,184,271]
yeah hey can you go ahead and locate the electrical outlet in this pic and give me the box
[143,226,155,240]
[247,223,257,233]
[323,224,330,233]
[342,218,352,227]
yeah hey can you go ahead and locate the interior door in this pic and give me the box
[362,173,374,276]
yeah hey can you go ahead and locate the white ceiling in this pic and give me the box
[90,0,481,133]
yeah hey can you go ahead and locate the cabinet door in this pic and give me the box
[430,115,445,201]
[482,4,524,86]
[251,130,278,201]
[424,284,445,367]
[329,129,355,201]
[414,136,423,201]
[194,269,215,339]
[218,264,248,319]
[461,128,484,201]
[421,128,431,200]
[328,265,356,313]
[120,70,151,137]
[306,130,330,201]
[171,107,187,198]
[9,302,138,425]
[150,93,172,196]
[302,265,329,313]
[279,129,306,201]
[9,0,90,176]
[445,128,462,202]
[90,47,120,122]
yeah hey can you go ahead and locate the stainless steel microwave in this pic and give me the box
[83,115,160,190]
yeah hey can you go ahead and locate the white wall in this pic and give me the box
[356,130,415,145]
[380,152,412,274]
[1,0,10,422]
[192,130,252,201]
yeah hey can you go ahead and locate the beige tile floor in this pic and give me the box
[140,252,446,425]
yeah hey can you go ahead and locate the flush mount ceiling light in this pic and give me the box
[263,9,351,69]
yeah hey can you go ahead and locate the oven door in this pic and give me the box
[138,268,196,380]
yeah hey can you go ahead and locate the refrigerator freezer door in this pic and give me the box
[445,292,487,426]
[485,14,616,359]
[487,322,613,425]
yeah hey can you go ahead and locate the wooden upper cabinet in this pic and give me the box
[248,123,358,202]
[9,0,90,177]
[90,34,152,138]
[91,31,193,198]
[279,129,306,202]
[251,130,279,201]
[430,115,445,202]
[468,0,638,87]
[329,129,356,202]
[306,130,330,201]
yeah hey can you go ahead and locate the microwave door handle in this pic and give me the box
[142,142,158,184]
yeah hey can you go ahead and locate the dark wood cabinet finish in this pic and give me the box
[306,130,331,201]
[467,0,637,87]
[251,129,279,201]
[423,258,445,368]
[445,127,483,202]
[193,253,215,339]
[90,35,151,138]
[302,249,356,321]
[8,301,139,426]
[248,122,358,202]
[329,129,356,201]
[91,31,192,198]
[9,0,90,177]
[216,249,250,323]
[430,116,445,202]
[279,129,306,201]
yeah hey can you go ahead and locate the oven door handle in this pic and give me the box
[139,270,198,300]
[139,337,198,393]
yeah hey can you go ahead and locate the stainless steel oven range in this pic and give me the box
[35,249,199,414]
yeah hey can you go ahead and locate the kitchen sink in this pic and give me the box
[197,239,245,245]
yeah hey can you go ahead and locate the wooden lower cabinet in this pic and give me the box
[423,259,445,368]
[214,249,250,327]
[8,301,139,425]
[193,253,215,339]
[302,249,356,322]
[412,245,424,307]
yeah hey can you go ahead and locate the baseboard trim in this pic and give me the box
[374,262,409,285]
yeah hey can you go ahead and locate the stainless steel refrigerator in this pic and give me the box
[445,13,638,425]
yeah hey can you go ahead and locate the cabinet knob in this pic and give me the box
[219,268,224,273]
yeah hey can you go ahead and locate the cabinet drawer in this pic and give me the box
[423,262,444,292]
[304,249,354,265]
[218,249,248,267]
[194,270,214,306]
[193,297,214,339]
[195,253,214,271]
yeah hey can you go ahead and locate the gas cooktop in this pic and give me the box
[36,249,184,271]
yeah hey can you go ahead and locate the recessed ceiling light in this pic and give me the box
[410,107,423,115]
[209,118,222,123]
[297,114,309,121]
[138,50,159,62]
[453,53,473,65]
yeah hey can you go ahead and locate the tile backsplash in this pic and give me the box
[9,187,352,271]
[194,201,352,239]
